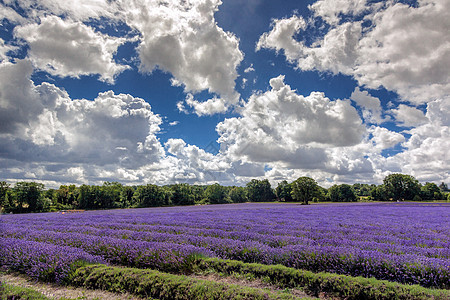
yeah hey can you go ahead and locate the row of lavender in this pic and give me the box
[1,202,449,288]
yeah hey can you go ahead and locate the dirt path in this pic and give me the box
[0,273,141,300]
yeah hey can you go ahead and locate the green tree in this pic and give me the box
[291,177,321,205]
[120,186,136,207]
[246,179,275,202]
[0,181,10,212]
[205,183,228,204]
[134,184,169,207]
[421,182,442,200]
[439,182,449,192]
[275,180,293,202]
[370,184,389,201]
[12,182,46,213]
[102,182,123,208]
[328,184,357,202]
[383,173,420,201]
[170,183,194,206]
[228,186,247,203]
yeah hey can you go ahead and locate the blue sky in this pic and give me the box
[0,0,448,188]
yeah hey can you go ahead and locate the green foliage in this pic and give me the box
[170,183,195,206]
[328,184,357,202]
[71,264,298,300]
[0,181,11,212]
[275,181,293,202]
[370,184,389,201]
[228,186,247,203]
[352,183,375,197]
[193,258,450,300]
[9,182,46,213]
[383,173,420,201]
[134,184,170,207]
[291,177,320,205]
[120,185,136,208]
[421,182,443,200]
[246,179,275,202]
[205,183,229,204]
[0,281,51,300]
[439,182,449,192]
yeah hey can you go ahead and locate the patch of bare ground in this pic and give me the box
[0,273,141,300]
[190,273,326,299]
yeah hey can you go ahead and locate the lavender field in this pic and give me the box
[1,202,449,290]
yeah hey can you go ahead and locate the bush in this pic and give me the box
[71,264,298,300]
[193,258,450,300]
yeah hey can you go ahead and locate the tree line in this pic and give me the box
[0,174,448,213]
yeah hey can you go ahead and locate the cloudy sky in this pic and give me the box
[0,0,449,188]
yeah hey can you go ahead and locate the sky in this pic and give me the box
[0,0,449,188]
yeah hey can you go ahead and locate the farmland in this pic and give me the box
[1,202,449,299]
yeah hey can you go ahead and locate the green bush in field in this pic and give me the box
[0,281,50,300]
[195,258,450,300]
[71,264,300,300]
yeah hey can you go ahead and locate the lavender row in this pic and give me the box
[1,203,449,288]
[0,237,104,283]
[2,224,449,288]
[4,222,448,261]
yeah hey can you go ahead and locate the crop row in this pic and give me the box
[1,203,449,289]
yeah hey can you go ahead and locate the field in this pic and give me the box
[1,202,449,299]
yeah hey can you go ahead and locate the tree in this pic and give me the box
[370,185,389,201]
[12,182,46,213]
[205,183,228,204]
[228,186,247,203]
[121,186,136,208]
[383,173,420,201]
[102,182,123,208]
[421,182,442,200]
[134,184,169,207]
[291,177,321,205]
[0,181,10,212]
[246,179,275,202]
[439,182,449,192]
[328,184,357,202]
[170,183,194,205]
[275,180,293,202]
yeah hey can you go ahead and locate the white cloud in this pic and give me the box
[258,0,450,104]
[3,0,116,22]
[217,76,365,169]
[125,0,243,112]
[184,93,228,116]
[14,16,128,83]
[0,4,25,24]
[350,87,384,124]
[369,126,405,151]
[244,64,255,73]
[3,0,244,114]
[0,60,165,184]
[389,104,428,127]
[309,0,368,25]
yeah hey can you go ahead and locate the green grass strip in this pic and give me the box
[196,258,450,300]
[0,281,51,300]
[70,264,308,300]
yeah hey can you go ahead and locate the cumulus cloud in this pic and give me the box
[389,104,428,127]
[217,76,365,170]
[257,0,450,104]
[3,0,243,114]
[350,87,384,124]
[125,0,243,113]
[309,0,368,25]
[0,60,164,184]
[14,16,128,83]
